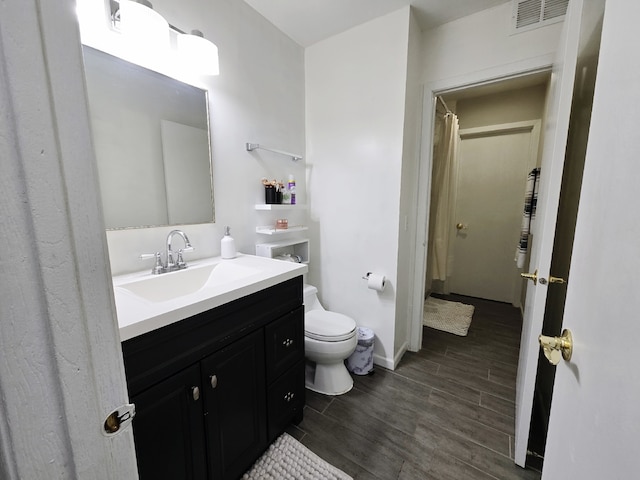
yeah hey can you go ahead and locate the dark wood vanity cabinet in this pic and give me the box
[122,276,304,480]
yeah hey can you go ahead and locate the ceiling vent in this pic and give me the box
[511,0,569,34]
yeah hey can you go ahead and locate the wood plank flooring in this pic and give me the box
[287,294,542,480]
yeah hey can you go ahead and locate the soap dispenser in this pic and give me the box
[221,226,237,259]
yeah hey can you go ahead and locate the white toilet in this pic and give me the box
[303,284,358,395]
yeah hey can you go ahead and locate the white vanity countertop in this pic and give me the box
[113,254,307,342]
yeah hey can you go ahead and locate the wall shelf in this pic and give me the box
[256,226,308,235]
[256,238,310,264]
[254,204,306,211]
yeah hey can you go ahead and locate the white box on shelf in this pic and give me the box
[255,238,309,264]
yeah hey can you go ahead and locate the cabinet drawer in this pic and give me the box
[264,307,304,383]
[267,360,305,442]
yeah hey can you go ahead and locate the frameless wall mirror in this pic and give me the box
[82,45,215,229]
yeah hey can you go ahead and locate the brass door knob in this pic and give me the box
[456,223,465,230]
[539,329,573,365]
[520,270,538,285]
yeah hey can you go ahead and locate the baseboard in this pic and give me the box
[393,341,409,370]
[372,341,409,371]
[372,353,394,370]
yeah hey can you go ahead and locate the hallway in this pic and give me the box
[288,295,542,479]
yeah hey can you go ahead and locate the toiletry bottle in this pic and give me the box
[221,226,237,259]
[287,174,296,205]
[282,179,291,204]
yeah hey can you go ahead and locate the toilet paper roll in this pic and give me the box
[367,273,386,292]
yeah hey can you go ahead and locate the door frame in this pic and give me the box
[447,120,541,306]
[410,65,553,353]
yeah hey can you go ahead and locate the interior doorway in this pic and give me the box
[425,76,550,306]
[413,2,605,470]
[421,73,554,470]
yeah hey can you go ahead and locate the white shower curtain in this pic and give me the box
[427,111,459,287]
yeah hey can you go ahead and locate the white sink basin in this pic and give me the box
[116,261,260,303]
[113,254,309,342]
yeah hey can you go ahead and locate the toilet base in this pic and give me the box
[305,360,353,396]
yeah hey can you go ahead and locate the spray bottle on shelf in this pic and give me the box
[287,174,296,205]
[282,179,291,204]
[221,226,237,259]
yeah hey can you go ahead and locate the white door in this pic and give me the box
[513,0,586,466]
[542,1,640,476]
[450,122,539,305]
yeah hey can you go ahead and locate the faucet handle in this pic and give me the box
[175,247,195,270]
[140,252,164,275]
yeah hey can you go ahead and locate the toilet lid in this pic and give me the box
[305,310,357,342]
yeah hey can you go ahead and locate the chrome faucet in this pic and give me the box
[166,230,194,271]
[140,230,195,274]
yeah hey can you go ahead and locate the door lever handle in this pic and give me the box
[549,276,566,284]
[539,329,573,365]
[520,270,538,285]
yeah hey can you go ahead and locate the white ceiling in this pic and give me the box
[243,0,510,47]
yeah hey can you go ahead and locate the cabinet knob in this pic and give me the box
[282,338,294,348]
[192,386,200,401]
[284,392,295,402]
[210,375,218,389]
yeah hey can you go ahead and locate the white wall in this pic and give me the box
[422,2,563,88]
[305,7,412,368]
[456,84,548,129]
[104,0,306,276]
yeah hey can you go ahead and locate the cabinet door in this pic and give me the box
[201,329,267,480]
[131,364,207,480]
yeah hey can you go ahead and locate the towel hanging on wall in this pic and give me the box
[515,168,541,269]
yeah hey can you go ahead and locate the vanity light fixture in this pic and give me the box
[118,0,170,55]
[177,30,220,76]
[111,0,220,76]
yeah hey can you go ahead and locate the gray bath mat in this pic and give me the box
[423,296,474,336]
[243,433,352,480]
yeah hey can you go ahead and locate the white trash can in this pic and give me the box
[346,327,375,375]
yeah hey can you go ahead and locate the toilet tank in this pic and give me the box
[303,284,323,312]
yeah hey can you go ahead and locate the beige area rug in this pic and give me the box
[423,296,475,336]
[243,433,353,480]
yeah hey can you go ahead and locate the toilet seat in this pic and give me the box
[305,310,356,342]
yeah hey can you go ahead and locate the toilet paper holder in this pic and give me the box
[362,272,386,292]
